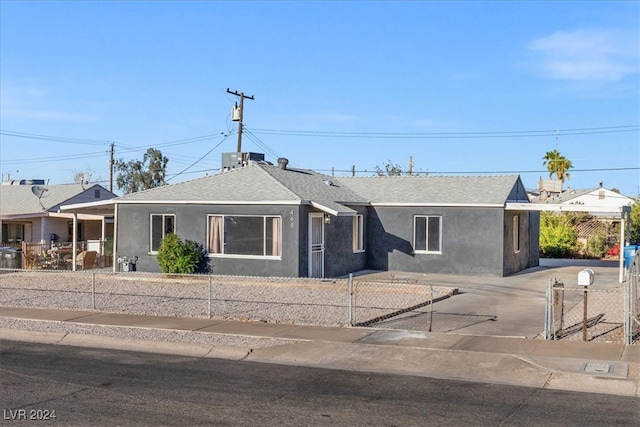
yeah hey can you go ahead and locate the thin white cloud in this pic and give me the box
[528,28,639,81]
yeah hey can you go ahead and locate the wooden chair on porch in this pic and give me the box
[76,251,97,270]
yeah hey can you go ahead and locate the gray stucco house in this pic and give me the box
[62,160,539,277]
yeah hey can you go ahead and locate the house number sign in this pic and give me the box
[289,210,295,229]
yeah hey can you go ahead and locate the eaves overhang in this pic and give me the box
[505,203,631,217]
[370,202,505,208]
[59,199,307,215]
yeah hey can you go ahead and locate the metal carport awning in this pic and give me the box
[506,203,632,282]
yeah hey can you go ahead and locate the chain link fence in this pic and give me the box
[0,269,461,329]
[348,277,457,331]
[544,251,640,344]
[625,251,640,344]
[0,269,351,326]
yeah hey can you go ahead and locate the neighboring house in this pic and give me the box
[0,180,116,245]
[61,160,539,277]
[534,187,634,213]
[533,186,635,253]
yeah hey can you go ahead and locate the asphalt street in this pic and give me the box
[1,340,638,426]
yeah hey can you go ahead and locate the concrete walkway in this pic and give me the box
[2,305,638,397]
[354,259,624,337]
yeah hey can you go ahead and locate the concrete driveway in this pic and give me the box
[357,259,623,338]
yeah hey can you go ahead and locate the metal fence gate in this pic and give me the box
[348,276,439,330]
[545,251,640,345]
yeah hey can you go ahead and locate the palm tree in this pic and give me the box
[542,149,573,184]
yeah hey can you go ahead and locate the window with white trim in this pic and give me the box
[150,214,175,253]
[352,214,364,252]
[413,215,442,253]
[513,215,520,253]
[208,215,282,257]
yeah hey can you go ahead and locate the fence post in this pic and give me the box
[208,274,212,319]
[624,257,637,345]
[348,274,354,327]
[92,272,96,311]
[624,275,630,345]
[544,278,552,340]
[428,283,434,333]
[582,285,588,341]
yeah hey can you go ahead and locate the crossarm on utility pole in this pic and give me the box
[227,88,254,152]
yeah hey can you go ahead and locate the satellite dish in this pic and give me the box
[31,185,49,198]
[31,186,49,210]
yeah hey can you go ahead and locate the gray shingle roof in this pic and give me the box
[109,165,523,212]
[0,183,115,216]
[115,165,366,214]
[335,175,523,205]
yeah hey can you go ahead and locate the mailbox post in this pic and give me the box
[578,269,594,341]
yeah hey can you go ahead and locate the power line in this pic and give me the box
[315,166,640,176]
[242,128,280,160]
[165,133,232,182]
[1,151,108,164]
[250,124,640,139]
[0,130,112,145]
[0,131,230,166]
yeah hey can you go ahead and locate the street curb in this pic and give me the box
[1,329,253,361]
[3,327,638,397]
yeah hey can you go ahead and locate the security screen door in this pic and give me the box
[309,213,324,278]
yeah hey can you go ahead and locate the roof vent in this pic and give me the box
[277,158,289,170]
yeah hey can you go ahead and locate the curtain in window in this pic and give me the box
[208,216,222,253]
[271,217,281,256]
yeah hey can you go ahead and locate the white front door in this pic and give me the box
[309,213,324,278]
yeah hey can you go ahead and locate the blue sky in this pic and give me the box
[1,1,638,196]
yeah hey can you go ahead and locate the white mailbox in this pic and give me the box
[578,268,595,286]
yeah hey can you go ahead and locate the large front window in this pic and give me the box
[150,214,175,252]
[413,215,442,253]
[208,215,282,257]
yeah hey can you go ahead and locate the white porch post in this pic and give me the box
[101,216,106,255]
[112,205,118,273]
[72,213,78,271]
[40,217,46,244]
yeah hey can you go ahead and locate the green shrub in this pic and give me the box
[156,233,205,274]
[630,198,640,244]
[584,232,608,259]
[539,212,580,258]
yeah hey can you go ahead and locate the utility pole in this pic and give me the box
[109,142,115,193]
[227,88,254,152]
[408,156,413,176]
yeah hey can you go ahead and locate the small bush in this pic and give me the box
[584,232,608,259]
[157,233,206,274]
[539,212,580,258]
